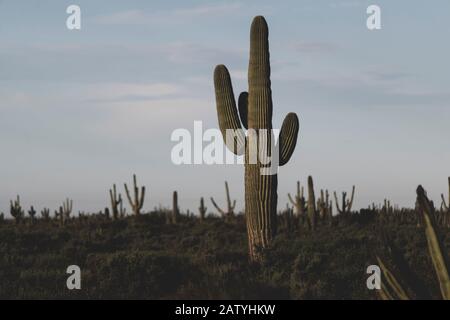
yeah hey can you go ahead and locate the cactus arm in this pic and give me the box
[376,256,410,300]
[139,186,146,210]
[210,197,225,216]
[124,183,133,209]
[416,185,450,299]
[238,91,248,129]
[441,194,448,211]
[213,65,245,155]
[287,193,296,206]
[278,113,299,166]
[333,191,342,214]
[347,185,355,212]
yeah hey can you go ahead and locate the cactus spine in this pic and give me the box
[124,174,145,216]
[210,181,236,219]
[214,16,299,261]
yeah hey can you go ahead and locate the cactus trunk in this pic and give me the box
[214,16,299,261]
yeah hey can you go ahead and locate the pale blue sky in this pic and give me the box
[1,0,449,215]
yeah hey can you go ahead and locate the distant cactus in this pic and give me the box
[317,189,332,221]
[213,16,299,261]
[441,177,449,212]
[10,195,24,223]
[41,208,50,220]
[124,174,145,216]
[28,206,37,221]
[109,184,122,220]
[307,176,317,230]
[210,181,236,220]
[171,191,180,224]
[288,181,306,217]
[333,186,355,215]
[199,197,207,221]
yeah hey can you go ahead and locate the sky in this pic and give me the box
[1,0,450,216]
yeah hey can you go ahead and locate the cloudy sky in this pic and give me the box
[1,0,449,215]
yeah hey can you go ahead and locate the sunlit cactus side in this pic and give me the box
[172,191,180,224]
[109,184,122,220]
[441,177,450,212]
[288,181,306,217]
[377,186,450,300]
[213,16,299,261]
[307,176,317,230]
[10,195,24,223]
[124,174,145,216]
[333,186,355,215]
[199,197,207,221]
[416,185,450,299]
[210,181,236,220]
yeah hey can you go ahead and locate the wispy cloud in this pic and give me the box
[93,3,243,25]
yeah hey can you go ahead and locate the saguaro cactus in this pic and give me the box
[10,196,24,223]
[124,174,145,216]
[333,186,355,215]
[210,181,236,219]
[28,206,37,222]
[441,177,450,212]
[109,184,122,220]
[307,176,317,230]
[288,181,306,216]
[213,16,299,261]
[172,191,180,224]
[199,197,207,221]
[317,189,332,220]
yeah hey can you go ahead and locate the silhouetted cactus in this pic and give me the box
[317,189,332,221]
[10,196,24,223]
[124,174,145,216]
[307,176,317,230]
[441,177,449,212]
[41,208,50,220]
[199,197,207,221]
[109,184,122,220]
[28,206,36,222]
[213,16,299,261]
[210,181,236,219]
[172,191,179,224]
[288,181,306,217]
[333,186,355,215]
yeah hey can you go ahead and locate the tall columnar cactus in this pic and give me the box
[288,181,306,216]
[10,195,24,223]
[441,177,450,212]
[210,181,236,219]
[333,186,355,215]
[214,16,299,261]
[124,174,145,216]
[172,191,180,224]
[109,184,122,220]
[199,197,207,221]
[307,176,317,230]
